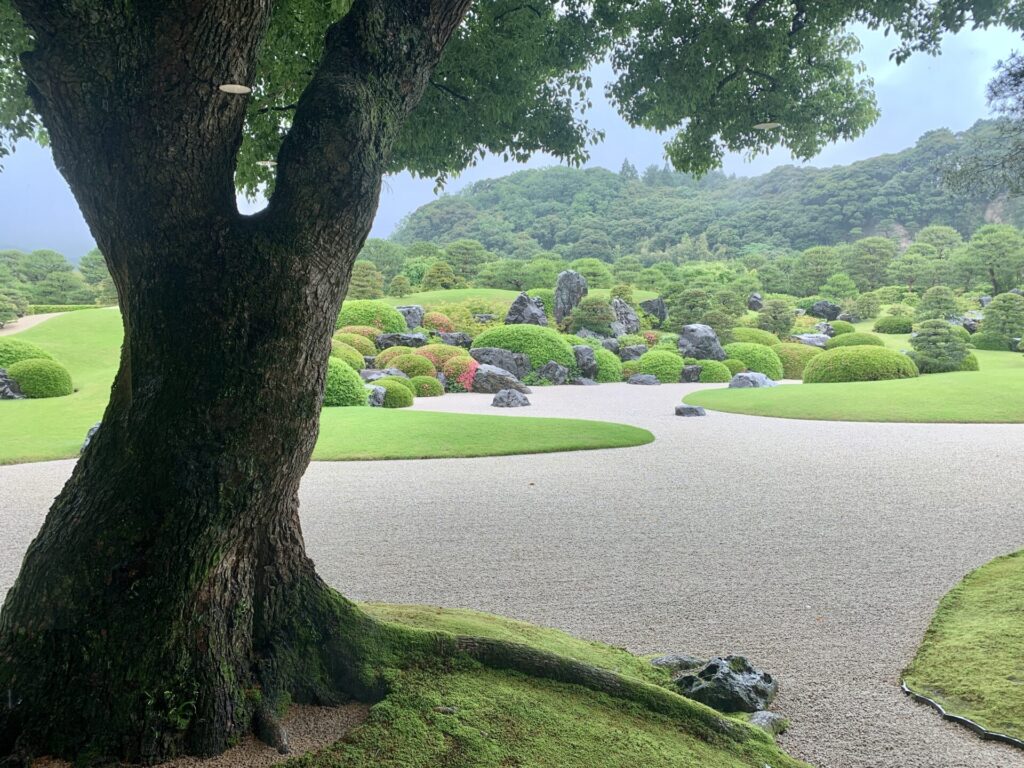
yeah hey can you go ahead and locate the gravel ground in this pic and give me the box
[3,382,1023,767]
[0,312,61,336]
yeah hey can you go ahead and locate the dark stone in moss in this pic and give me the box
[620,344,648,361]
[674,655,778,713]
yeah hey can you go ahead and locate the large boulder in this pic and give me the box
[675,405,706,417]
[639,297,668,326]
[554,270,588,324]
[366,385,386,407]
[619,344,648,361]
[627,373,660,385]
[674,656,778,713]
[680,364,702,383]
[958,317,981,334]
[747,292,764,311]
[473,364,531,394]
[395,305,424,330]
[492,389,530,408]
[729,372,777,388]
[0,369,24,400]
[808,300,842,320]
[505,292,548,326]
[790,333,830,349]
[376,332,428,349]
[609,298,641,336]
[573,345,598,379]
[538,360,569,385]
[678,324,725,361]
[471,347,531,379]
[439,331,473,348]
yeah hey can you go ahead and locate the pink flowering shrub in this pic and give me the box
[443,356,479,392]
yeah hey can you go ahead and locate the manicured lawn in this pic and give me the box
[381,286,658,308]
[0,309,652,464]
[903,550,1024,741]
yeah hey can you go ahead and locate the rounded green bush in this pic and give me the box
[771,343,823,380]
[722,358,747,375]
[721,342,784,380]
[333,331,376,357]
[593,346,623,383]
[696,360,732,383]
[374,345,415,368]
[802,346,919,384]
[442,356,479,392]
[970,331,1012,351]
[413,344,469,368]
[873,316,913,334]
[390,353,437,378]
[0,338,53,369]
[828,320,856,336]
[825,332,885,349]
[338,324,380,339]
[945,324,971,342]
[409,375,444,397]
[960,352,980,371]
[330,340,366,371]
[337,300,406,333]
[323,358,368,407]
[908,319,970,374]
[621,359,641,380]
[730,327,780,346]
[472,324,576,372]
[637,349,685,383]
[7,358,72,398]
[376,378,415,408]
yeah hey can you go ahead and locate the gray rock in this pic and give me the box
[601,338,620,354]
[680,364,703,383]
[363,355,376,368]
[980,294,993,308]
[610,298,640,336]
[650,654,705,673]
[673,656,778,713]
[473,313,495,323]
[570,377,598,385]
[573,345,598,379]
[639,297,668,326]
[0,369,24,400]
[675,405,706,417]
[376,332,427,349]
[747,292,764,311]
[538,360,570,385]
[952,316,981,334]
[620,344,648,361]
[361,368,409,382]
[627,374,660,385]
[473,364,531,394]
[815,322,836,337]
[470,347,531,379]
[439,331,473,349]
[749,711,788,735]
[808,300,842,320]
[554,270,588,324]
[729,372,777,388]
[396,305,424,330]
[80,421,101,452]
[678,324,725,361]
[505,292,548,326]
[837,312,861,323]
[790,333,830,349]
[1012,288,1024,296]
[492,389,530,408]
[366,385,386,407]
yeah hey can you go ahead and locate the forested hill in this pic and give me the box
[392,120,1023,258]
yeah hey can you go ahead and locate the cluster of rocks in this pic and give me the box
[0,369,24,400]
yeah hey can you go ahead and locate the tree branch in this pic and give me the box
[430,79,470,102]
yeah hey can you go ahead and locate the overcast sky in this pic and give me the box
[0,24,1019,259]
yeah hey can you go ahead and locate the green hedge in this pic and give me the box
[472,324,576,371]
[0,338,54,369]
[770,343,823,380]
[409,375,444,397]
[333,331,376,357]
[722,358,747,375]
[323,358,368,406]
[7,358,73,398]
[27,304,98,314]
[637,349,685,383]
[721,342,784,380]
[330,341,366,371]
[376,378,415,408]
[825,332,885,349]
[337,300,407,333]
[828,320,856,335]
[730,327,780,346]
[391,353,437,378]
[873,316,913,334]
[593,346,623,383]
[803,346,919,383]
[696,360,732,383]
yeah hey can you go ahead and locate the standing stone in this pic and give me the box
[808,300,842,320]
[639,297,668,326]
[678,324,725,361]
[573,345,599,379]
[505,292,548,326]
[747,292,764,311]
[609,298,641,336]
[680,364,703,383]
[396,305,424,330]
[554,270,588,324]
[471,347,531,379]
[538,361,569,385]
[0,369,24,400]
[492,389,530,407]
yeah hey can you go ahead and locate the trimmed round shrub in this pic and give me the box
[802,346,919,383]
[323,358,368,407]
[375,375,416,394]
[7,358,72,398]
[390,353,436,378]
[696,360,731,383]
[472,324,575,371]
[947,324,971,342]
[376,378,414,408]
[330,340,366,371]
[333,331,376,357]
[722,358,747,375]
[969,331,1012,351]
[413,344,469,368]
[410,375,444,397]
[873,316,913,334]
[721,342,784,380]
[637,349,685,383]
[442,356,480,392]
[0,338,53,368]
[730,327,780,346]
[960,352,980,371]
[338,325,380,339]
[621,360,641,380]
[337,300,406,333]
[825,332,884,349]
[828,320,856,336]
[593,346,623,383]
[771,343,823,380]
[569,296,616,335]
[374,345,415,368]
[422,311,454,333]
[908,319,970,374]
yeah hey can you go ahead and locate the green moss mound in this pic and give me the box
[409,375,444,397]
[330,341,366,371]
[824,332,884,349]
[375,346,415,368]
[721,343,784,380]
[771,343,823,380]
[472,324,576,371]
[7,358,73,398]
[696,360,732,383]
[413,344,470,368]
[828,320,856,335]
[390,354,437,378]
[729,327,780,346]
[803,346,919,384]
[873,316,913,334]
[637,349,685,383]
[0,338,54,369]
[593,347,623,383]
[722,358,747,375]
[334,331,376,357]
[323,358,368,407]
[338,300,407,333]
[376,378,415,408]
